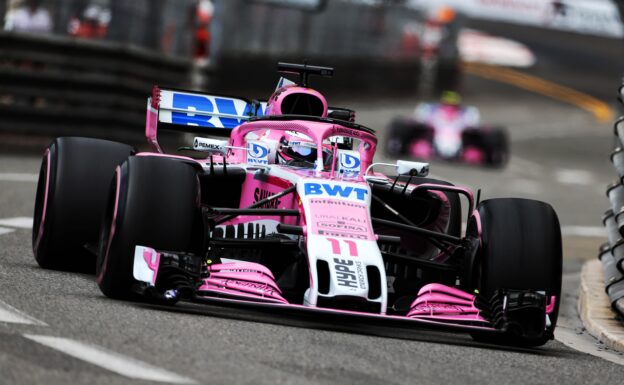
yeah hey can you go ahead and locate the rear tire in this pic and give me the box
[386,118,412,156]
[96,156,202,299]
[484,128,509,167]
[32,137,133,272]
[469,198,562,346]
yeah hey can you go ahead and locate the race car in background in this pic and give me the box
[32,63,560,347]
[386,91,509,167]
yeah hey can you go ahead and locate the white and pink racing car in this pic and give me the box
[32,63,560,346]
[386,93,509,167]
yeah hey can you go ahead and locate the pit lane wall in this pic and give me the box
[0,0,428,141]
[598,84,624,321]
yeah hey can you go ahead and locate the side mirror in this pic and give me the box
[396,160,429,177]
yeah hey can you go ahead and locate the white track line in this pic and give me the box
[0,173,38,182]
[0,299,47,326]
[555,169,595,186]
[0,227,14,236]
[561,226,605,238]
[23,335,197,384]
[508,178,543,195]
[508,156,544,177]
[0,217,33,229]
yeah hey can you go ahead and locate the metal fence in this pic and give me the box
[2,0,197,56]
[0,0,429,143]
[2,0,425,61]
[213,0,422,61]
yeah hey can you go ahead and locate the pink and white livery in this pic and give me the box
[386,91,509,167]
[32,62,562,346]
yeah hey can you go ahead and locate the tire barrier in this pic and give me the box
[599,85,624,317]
[610,147,624,182]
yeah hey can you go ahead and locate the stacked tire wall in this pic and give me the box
[599,83,624,318]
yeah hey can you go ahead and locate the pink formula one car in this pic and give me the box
[33,63,560,346]
[386,92,509,167]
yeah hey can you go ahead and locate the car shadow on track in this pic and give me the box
[133,300,573,357]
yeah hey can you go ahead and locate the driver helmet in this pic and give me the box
[277,131,333,168]
[440,90,462,106]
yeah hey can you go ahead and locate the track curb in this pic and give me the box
[578,260,624,352]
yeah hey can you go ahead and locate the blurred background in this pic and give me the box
[1,0,623,244]
[0,0,621,136]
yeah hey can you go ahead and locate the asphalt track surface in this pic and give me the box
[1,23,624,385]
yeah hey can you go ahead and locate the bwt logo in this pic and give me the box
[304,183,368,201]
[247,142,269,164]
[171,93,265,129]
[340,153,360,170]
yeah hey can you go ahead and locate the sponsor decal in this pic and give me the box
[411,303,467,314]
[335,127,360,137]
[193,137,227,153]
[309,198,374,240]
[334,258,357,288]
[171,93,256,128]
[309,198,367,208]
[333,258,366,290]
[286,130,312,140]
[254,188,281,208]
[303,182,368,201]
[319,230,368,240]
[318,222,366,233]
[224,279,278,296]
[338,151,361,173]
[247,141,270,164]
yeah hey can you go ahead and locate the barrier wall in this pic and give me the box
[0,32,191,142]
[599,84,624,318]
[0,1,431,142]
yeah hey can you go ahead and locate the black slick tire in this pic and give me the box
[484,128,509,167]
[386,118,412,156]
[96,156,201,300]
[32,137,133,272]
[469,198,562,347]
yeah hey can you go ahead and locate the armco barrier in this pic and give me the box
[0,32,192,143]
[598,83,624,318]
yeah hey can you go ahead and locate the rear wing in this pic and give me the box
[145,86,357,152]
[152,87,263,130]
[146,86,265,152]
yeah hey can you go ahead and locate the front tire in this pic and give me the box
[96,156,202,299]
[469,198,562,346]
